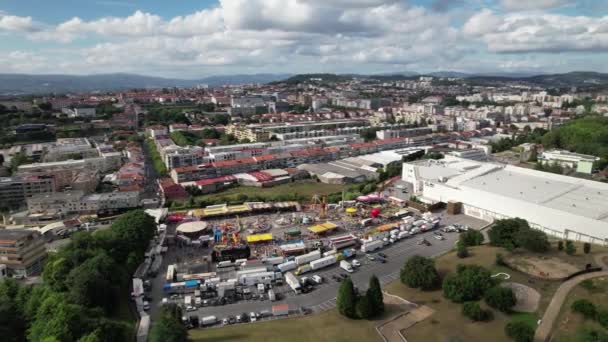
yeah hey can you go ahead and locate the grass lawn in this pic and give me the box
[194,181,345,204]
[385,246,550,342]
[190,305,402,342]
[552,277,608,342]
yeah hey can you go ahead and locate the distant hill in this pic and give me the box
[280,71,608,88]
[0,73,292,95]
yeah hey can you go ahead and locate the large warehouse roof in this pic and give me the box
[407,156,608,242]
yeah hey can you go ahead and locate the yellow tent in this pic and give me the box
[246,233,273,243]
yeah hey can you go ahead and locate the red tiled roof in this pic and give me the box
[195,175,236,186]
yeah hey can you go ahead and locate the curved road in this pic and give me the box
[534,254,608,342]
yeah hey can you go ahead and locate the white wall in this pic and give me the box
[424,182,608,244]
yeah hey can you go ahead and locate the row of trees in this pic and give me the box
[0,210,157,341]
[337,276,384,320]
[144,138,168,176]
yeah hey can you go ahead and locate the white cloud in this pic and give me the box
[2,0,608,76]
[464,11,608,53]
[500,0,571,11]
[0,14,37,32]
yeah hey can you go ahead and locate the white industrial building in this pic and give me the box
[402,156,608,244]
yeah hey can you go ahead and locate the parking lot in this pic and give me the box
[148,212,488,328]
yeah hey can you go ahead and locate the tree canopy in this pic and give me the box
[400,255,441,290]
[2,209,156,342]
[149,304,188,342]
[488,218,549,253]
[443,265,494,303]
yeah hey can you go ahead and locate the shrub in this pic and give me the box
[596,309,608,329]
[485,286,516,313]
[462,302,492,322]
[584,243,591,254]
[505,321,535,342]
[496,253,506,266]
[400,255,441,290]
[457,242,469,259]
[557,241,564,251]
[565,240,576,255]
[571,299,597,319]
[580,279,596,291]
[460,230,484,246]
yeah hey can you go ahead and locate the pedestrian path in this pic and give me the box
[534,253,608,342]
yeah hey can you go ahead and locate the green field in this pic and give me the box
[193,181,345,205]
[190,305,400,342]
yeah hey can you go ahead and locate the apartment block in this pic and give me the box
[0,230,46,277]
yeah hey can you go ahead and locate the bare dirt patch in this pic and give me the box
[506,255,580,280]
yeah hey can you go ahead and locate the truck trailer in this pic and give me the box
[310,255,338,271]
[277,261,297,273]
[361,240,383,253]
[294,250,321,265]
[285,272,301,294]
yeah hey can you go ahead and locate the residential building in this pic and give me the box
[539,149,600,174]
[0,230,46,277]
[0,176,55,209]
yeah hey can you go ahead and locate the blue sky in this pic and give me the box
[0,0,607,78]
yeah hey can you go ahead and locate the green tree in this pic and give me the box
[337,277,357,318]
[462,302,492,322]
[495,253,506,266]
[565,240,576,255]
[356,294,372,319]
[515,227,550,253]
[65,252,118,313]
[443,265,494,303]
[149,304,187,342]
[367,275,384,316]
[460,230,484,246]
[457,242,469,258]
[571,299,597,319]
[484,286,516,313]
[505,321,535,342]
[400,255,441,290]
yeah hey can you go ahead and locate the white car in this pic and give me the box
[312,275,323,284]
[249,312,257,322]
[433,235,445,241]
[186,305,197,312]
[351,259,361,267]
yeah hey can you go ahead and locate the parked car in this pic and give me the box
[249,312,257,322]
[222,318,229,325]
[312,275,323,284]
[351,259,361,267]
[186,306,196,312]
[378,252,387,258]
[366,253,375,261]
[433,234,444,240]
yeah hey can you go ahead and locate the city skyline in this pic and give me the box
[1,0,608,77]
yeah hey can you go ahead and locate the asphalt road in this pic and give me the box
[188,229,459,320]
